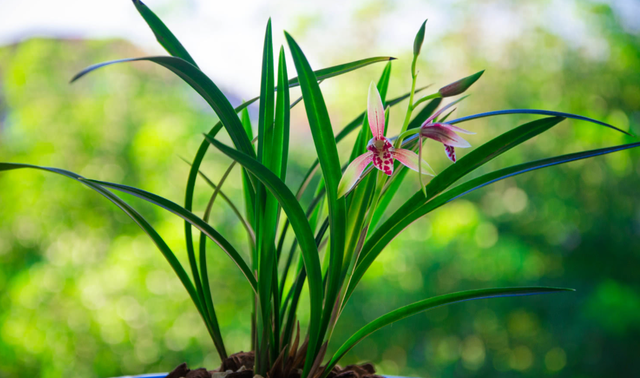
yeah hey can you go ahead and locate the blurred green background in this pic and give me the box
[1,1,639,377]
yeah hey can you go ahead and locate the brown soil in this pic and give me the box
[164,351,383,378]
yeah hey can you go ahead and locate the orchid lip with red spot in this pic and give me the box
[337,82,433,198]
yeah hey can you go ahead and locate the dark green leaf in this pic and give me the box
[346,116,566,303]
[0,162,227,357]
[204,135,323,378]
[323,287,573,377]
[449,109,631,135]
[255,20,277,372]
[72,56,254,159]
[85,179,258,293]
[132,0,197,67]
[409,141,640,230]
[288,56,395,87]
[285,32,347,368]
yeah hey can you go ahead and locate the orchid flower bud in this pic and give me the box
[438,70,485,97]
[413,20,427,57]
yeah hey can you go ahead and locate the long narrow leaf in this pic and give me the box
[287,56,394,87]
[85,179,258,293]
[72,56,394,111]
[72,56,254,158]
[132,0,197,67]
[406,141,640,229]
[345,116,566,303]
[204,135,323,378]
[448,109,631,135]
[323,287,573,377]
[255,20,277,373]
[285,33,347,369]
[275,47,291,184]
[186,160,255,244]
[0,163,227,356]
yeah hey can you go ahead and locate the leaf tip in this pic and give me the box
[69,72,83,84]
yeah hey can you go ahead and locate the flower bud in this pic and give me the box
[438,70,485,97]
[413,20,427,57]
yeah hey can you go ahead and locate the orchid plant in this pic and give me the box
[2,2,638,378]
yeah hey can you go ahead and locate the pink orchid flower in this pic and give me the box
[338,83,433,198]
[419,97,475,162]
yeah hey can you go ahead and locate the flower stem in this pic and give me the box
[394,128,421,149]
[418,136,427,197]
[412,92,441,109]
[328,170,387,340]
[399,56,419,134]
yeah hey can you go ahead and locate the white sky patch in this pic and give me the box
[0,0,634,98]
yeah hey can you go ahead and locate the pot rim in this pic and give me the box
[112,374,412,378]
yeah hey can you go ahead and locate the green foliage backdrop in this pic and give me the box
[1,3,639,377]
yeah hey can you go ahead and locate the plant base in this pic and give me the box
[156,351,383,378]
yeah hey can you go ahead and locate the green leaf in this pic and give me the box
[322,287,573,376]
[448,109,631,136]
[72,54,394,284]
[275,88,426,317]
[72,56,254,159]
[269,45,292,359]
[408,141,640,231]
[407,97,443,130]
[132,0,197,67]
[346,116,566,303]
[275,46,292,182]
[428,116,565,199]
[240,107,257,231]
[187,161,254,244]
[203,135,323,378]
[0,163,227,357]
[255,20,277,373]
[84,179,258,293]
[285,32,348,369]
[72,56,393,115]
[195,159,238,361]
[287,56,395,87]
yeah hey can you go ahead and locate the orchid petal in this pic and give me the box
[442,123,475,135]
[393,148,435,176]
[337,152,374,197]
[421,125,472,148]
[368,82,385,139]
[424,95,469,125]
[445,145,457,162]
